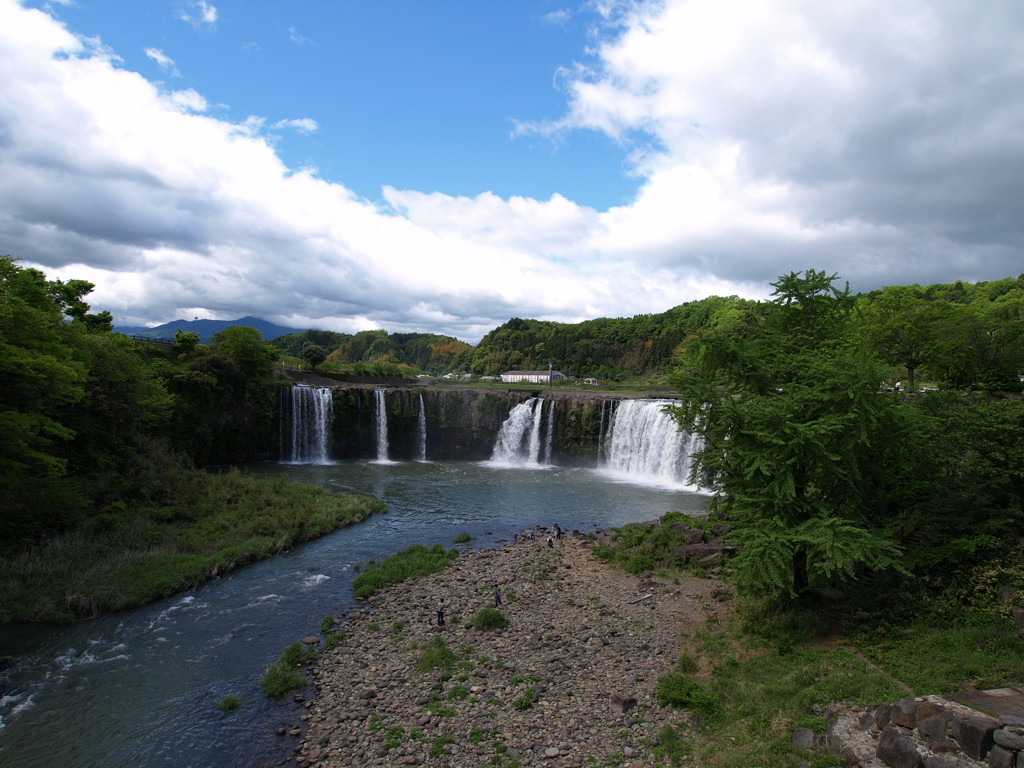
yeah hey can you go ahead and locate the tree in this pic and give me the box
[300,343,327,371]
[672,270,903,600]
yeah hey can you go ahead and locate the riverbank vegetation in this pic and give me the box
[598,512,1024,766]
[0,468,384,623]
[0,256,385,622]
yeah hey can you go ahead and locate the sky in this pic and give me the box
[2,0,1022,343]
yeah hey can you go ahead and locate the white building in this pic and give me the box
[500,370,567,384]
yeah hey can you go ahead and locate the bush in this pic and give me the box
[260,662,307,697]
[218,693,241,711]
[513,687,535,710]
[471,608,509,631]
[453,532,473,544]
[656,672,720,721]
[417,636,456,672]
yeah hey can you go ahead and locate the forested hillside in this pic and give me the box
[270,328,471,376]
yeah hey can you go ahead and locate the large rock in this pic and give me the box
[877,726,924,768]
[949,713,998,760]
[891,697,920,729]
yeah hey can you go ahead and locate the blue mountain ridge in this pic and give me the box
[114,316,300,344]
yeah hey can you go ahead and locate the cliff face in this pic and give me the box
[318,386,658,463]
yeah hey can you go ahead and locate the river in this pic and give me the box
[0,459,708,768]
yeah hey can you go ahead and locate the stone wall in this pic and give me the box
[826,691,1024,768]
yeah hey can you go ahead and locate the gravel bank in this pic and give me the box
[293,527,728,767]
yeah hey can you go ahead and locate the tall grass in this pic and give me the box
[351,543,458,600]
[0,469,386,623]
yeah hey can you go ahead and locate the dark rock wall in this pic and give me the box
[315,386,654,463]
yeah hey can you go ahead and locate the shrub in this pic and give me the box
[656,672,720,721]
[218,693,241,711]
[280,641,316,667]
[513,687,535,710]
[417,636,456,672]
[320,615,336,634]
[471,608,509,631]
[260,662,307,697]
[323,630,345,650]
[453,532,473,544]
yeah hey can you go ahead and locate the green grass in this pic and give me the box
[853,618,1024,693]
[513,687,535,710]
[453,532,473,544]
[417,636,456,672]
[471,607,509,631]
[217,693,241,711]
[351,543,459,600]
[260,640,316,697]
[0,469,385,623]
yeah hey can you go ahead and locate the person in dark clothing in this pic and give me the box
[494,586,502,607]
[436,598,445,627]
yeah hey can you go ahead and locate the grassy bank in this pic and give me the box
[0,469,386,623]
[597,514,1024,767]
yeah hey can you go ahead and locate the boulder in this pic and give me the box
[877,726,924,768]
[891,697,920,729]
[949,712,998,760]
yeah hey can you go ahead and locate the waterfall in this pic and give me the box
[600,399,702,489]
[373,389,392,463]
[280,385,333,464]
[543,399,555,464]
[416,393,427,462]
[489,398,549,466]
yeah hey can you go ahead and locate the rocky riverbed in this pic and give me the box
[292,527,729,767]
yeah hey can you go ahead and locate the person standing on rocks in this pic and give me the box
[436,598,445,627]
[553,523,562,540]
[494,586,502,607]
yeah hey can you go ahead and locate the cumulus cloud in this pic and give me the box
[1,0,1022,346]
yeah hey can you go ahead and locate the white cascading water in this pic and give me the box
[373,388,393,463]
[489,398,549,466]
[600,399,703,489]
[280,385,333,464]
[416,393,427,461]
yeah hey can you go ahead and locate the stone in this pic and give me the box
[918,714,948,740]
[923,757,964,768]
[950,713,999,760]
[892,697,920,729]
[988,745,1016,768]
[994,728,1024,750]
[302,636,320,645]
[877,726,924,768]
[875,703,894,729]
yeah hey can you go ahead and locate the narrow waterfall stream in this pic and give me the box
[279,385,333,464]
[416,393,427,462]
[373,389,393,463]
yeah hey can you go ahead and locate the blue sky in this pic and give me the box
[44,1,635,208]
[3,0,1023,343]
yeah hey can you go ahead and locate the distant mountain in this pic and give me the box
[115,316,300,344]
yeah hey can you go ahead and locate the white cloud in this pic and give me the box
[177,0,217,30]
[272,117,318,134]
[144,47,179,77]
[1,0,1022,346]
[287,26,312,46]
